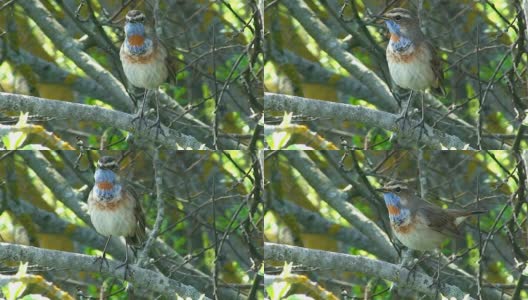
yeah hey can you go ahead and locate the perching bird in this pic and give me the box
[87,156,146,277]
[120,10,169,135]
[379,181,485,251]
[380,8,444,135]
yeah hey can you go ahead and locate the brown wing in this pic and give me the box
[426,41,445,95]
[124,186,146,248]
[159,39,179,84]
[416,204,462,237]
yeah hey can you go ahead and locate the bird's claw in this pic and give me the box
[115,261,133,280]
[395,112,411,132]
[148,117,166,139]
[93,254,110,273]
[412,117,430,140]
[132,111,149,132]
[403,260,419,284]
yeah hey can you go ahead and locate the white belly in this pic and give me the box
[387,47,435,91]
[88,192,137,238]
[120,45,168,89]
[393,222,446,251]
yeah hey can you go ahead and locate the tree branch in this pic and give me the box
[0,92,208,149]
[0,243,210,299]
[264,242,474,299]
[265,93,474,149]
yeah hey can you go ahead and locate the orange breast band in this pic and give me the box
[387,204,400,215]
[97,181,113,190]
[128,34,145,46]
[390,34,400,42]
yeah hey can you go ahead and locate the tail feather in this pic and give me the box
[452,209,487,226]
[449,209,487,217]
[467,209,487,215]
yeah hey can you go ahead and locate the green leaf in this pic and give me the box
[20,144,50,150]
[266,112,293,149]
[285,295,315,300]
[522,264,528,276]
[3,112,29,149]
[3,262,29,300]
[266,262,293,300]
[20,295,50,300]
[285,144,314,150]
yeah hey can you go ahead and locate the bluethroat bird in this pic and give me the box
[87,156,146,277]
[120,10,169,135]
[379,181,485,251]
[380,8,444,135]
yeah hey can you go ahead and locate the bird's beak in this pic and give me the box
[375,14,389,24]
[375,187,388,192]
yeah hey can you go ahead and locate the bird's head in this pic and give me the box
[379,8,420,41]
[93,156,122,201]
[94,156,119,189]
[124,10,147,46]
[97,156,118,171]
[377,181,413,215]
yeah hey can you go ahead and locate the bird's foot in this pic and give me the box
[395,112,412,133]
[115,260,133,281]
[427,267,443,299]
[148,116,166,140]
[412,117,430,140]
[403,259,420,284]
[428,254,443,291]
[429,269,441,287]
[131,110,148,132]
[93,253,110,273]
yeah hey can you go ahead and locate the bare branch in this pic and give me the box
[0,92,208,149]
[264,243,474,299]
[0,242,210,299]
[265,93,475,149]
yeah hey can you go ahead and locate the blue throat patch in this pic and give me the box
[390,37,412,52]
[385,20,413,52]
[94,169,121,201]
[126,38,153,55]
[125,23,152,55]
[383,193,410,225]
[385,20,400,34]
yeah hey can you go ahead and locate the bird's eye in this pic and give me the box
[394,15,401,21]
[395,186,401,192]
